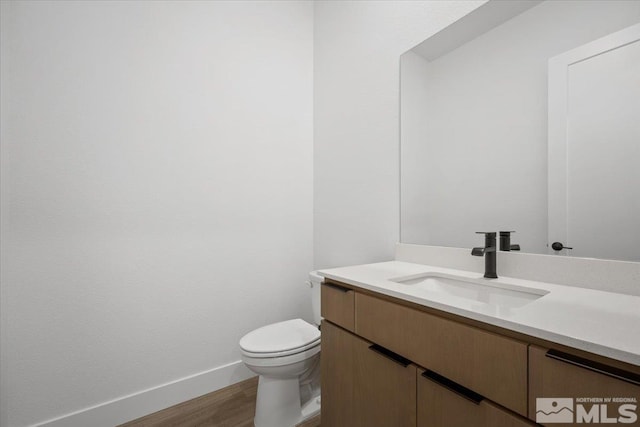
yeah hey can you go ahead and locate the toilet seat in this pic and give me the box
[239,319,320,358]
[241,339,320,359]
[242,344,321,368]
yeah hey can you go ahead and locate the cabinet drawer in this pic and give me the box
[321,320,417,427]
[321,283,355,331]
[418,369,535,427]
[355,293,528,416]
[529,345,640,426]
[353,335,417,426]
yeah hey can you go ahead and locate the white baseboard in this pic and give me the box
[33,361,254,427]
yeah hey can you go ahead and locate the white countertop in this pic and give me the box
[318,261,640,366]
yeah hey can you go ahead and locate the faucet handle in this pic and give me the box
[475,231,497,237]
[499,231,520,251]
[475,232,497,251]
[471,247,485,256]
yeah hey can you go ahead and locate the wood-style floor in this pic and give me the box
[119,376,321,427]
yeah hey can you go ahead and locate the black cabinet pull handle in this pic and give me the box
[546,349,640,386]
[368,344,411,367]
[422,370,484,405]
[323,283,351,293]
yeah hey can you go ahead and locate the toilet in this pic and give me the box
[239,271,323,427]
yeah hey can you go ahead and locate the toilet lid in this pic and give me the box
[239,319,320,354]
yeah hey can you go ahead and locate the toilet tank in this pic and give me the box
[308,271,324,326]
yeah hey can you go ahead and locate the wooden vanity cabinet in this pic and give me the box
[322,281,639,426]
[417,369,535,427]
[529,345,640,425]
[321,320,417,427]
[355,292,528,416]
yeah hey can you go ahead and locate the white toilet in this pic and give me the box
[239,271,323,427]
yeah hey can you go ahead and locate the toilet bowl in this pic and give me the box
[239,272,323,427]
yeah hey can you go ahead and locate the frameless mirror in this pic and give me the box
[400,0,640,262]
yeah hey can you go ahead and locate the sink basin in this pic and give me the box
[390,273,549,310]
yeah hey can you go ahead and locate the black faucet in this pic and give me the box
[471,232,498,279]
[499,231,520,251]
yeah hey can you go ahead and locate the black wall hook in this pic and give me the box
[551,242,573,251]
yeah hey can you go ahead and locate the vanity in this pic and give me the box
[318,259,640,427]
[318,1,640,424]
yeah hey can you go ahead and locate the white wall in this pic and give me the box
[0,1,313,426]
[399,51,432,245]
[400,0,640,254]
[313,0,487,269]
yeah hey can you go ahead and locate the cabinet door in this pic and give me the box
[321,320,355,427]
[418,369,534,427]
[529,345,640,426]
[353,338,417,427]
[322,320,417,427]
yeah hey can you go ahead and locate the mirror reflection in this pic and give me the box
[400,0,640,262]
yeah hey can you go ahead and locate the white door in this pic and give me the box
[548,23,640,262]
